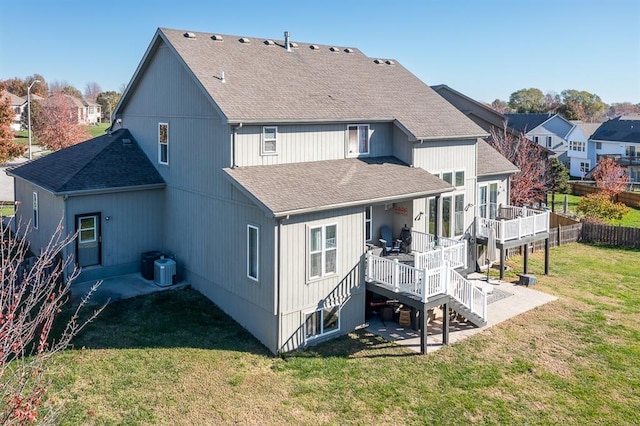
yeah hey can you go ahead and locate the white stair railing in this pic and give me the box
[448,268,487,321]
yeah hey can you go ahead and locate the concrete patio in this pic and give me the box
[366,273,558,354]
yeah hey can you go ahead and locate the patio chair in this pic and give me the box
[379,225,401,255]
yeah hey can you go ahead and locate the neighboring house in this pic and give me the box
[587,115,640,182]
[2,91,27,131]
[84,99,102,124]
[505,113,575,164]
[10,28,549,355]
[49,94,102,125]
[431,84,509,137]
[566,120,601,178]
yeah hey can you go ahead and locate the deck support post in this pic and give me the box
[442,302,450,345]
[420,306,428,354]
[544,237,550,275]
[499,246,505,280]
[523,243,529,274]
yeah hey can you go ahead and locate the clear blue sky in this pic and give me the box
[1,0,639,104]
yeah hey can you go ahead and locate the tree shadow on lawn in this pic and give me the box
[63,287,414,359]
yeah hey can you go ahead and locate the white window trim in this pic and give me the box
[78,216,97,243]
[247,224,259,281]
[365,206,372,242]
[546,136,552,148]
[304,303,342,341]
[261,126,278,155]
[580,161,591,174]
[32,191,38,230]
[346,124,370,157]
[158,122,169,165]
[308,223,338,281]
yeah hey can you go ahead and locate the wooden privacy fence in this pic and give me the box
[580,223,640,248]
[506,222,640,256]
[571,182,640,208]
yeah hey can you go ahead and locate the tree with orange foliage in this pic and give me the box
[593,157,629,198]
[32,92,90,151]
[0,83,27,163]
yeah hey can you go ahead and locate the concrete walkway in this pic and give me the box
[71,272,190,306]
[366,274,558,354]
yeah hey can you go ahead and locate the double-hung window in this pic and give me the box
[309,224,337,279]
[262,126,277,155]
[247,225,259,281]
[305,305,340,340]
[570,141,585,152]
[455,171,465,188]
[580,161,590,174]
[32,192,38,229]
[454,194,465,236]
[158,123,169,165]
[347,125,369,157]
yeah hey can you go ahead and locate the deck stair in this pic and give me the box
[365,250,487,327]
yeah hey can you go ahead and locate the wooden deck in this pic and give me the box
[476,205,550,243]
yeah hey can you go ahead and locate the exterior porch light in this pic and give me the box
[27,79,40,160]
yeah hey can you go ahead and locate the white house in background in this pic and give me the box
[505,113,575,165]
[83,99,102,124]
[2,91,27,131]
[587,115,640,182]
[566,121,601,179]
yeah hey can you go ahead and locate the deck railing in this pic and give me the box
[476,206,549,243]
[365,252,486,322]
[448,268,487,320]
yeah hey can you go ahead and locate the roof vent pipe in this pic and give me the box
[284,31,291,52]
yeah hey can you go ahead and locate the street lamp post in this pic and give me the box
[27,79,40,160]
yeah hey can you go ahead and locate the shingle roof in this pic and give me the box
[2,90,26,106]
[476,139,519,177]
[131,28,487,141]
[569,120,601,140]
[590,116,640,144]
[224,157,453,217]
[505,113,553,133]
[8,129,165,194]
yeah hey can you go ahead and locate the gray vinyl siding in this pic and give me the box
[392,125,413,164]
[278,207,366,352]
[235,122,394,167]
[13,178,64,254]
[65,189,164,278]
[413,139,478,235]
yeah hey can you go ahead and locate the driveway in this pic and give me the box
[0,147,46,202]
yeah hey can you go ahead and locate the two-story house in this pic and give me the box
[505,113,575,165]
[587,115,640,182]
[566,120,600,178]
[2,90,27,131]
[9,28,549,354]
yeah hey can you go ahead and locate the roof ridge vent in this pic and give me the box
[385,60,395,65]
[211,34,223,41]
[184,32,196,39]
[329,46,339,52]
[309,44,319,50]
[264,39,275,45]
[344,48,354,53]
[239,37,251,44]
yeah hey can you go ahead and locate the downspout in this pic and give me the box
[275,218,283,354]
[231,122,242,168]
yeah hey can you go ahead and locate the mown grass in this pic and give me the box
[88,122,110,138]
[549,192,640,228]
[47,243,640,425]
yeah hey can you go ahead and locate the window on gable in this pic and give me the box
[262,126,277,155]
[347,125,369,157]
[534,136,539,144]
[32,192,38,230]
[546,136,552,148]
[595,142,602,150]
[158,123,169,165]
[309,224,337,279]
[305,304,341,340]
[247,225,259,281]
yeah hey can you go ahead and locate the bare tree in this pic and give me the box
[33,92,90,151]
[489,127,550,206]
[84,82,101,102]
[1,218,104,424]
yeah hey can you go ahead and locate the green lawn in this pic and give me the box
[88,122,110,137]
[549,192,640,228]
[43,243,640,425]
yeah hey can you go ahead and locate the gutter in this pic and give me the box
[57,183,166,198]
